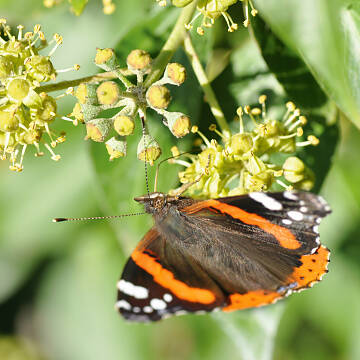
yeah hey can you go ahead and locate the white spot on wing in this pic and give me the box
[284,191,298,200]
[143,306,153,313]
[310,246,318,254]
[316,218,322,224]
[282,219,292,225]
[300,206,308,213]
[117,280,149,299]
[150,298,167,310]
[133,306,141,313]
[163,293,173,303]
[313,225,319,234]
[288,211,304,221]
[115,300,131,311]
[249,192,283,210]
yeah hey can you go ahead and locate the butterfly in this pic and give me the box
[115,190,331,322]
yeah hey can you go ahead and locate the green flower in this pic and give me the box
[72,48,191,165]
[0,20,79,171]
[170,96,319,198]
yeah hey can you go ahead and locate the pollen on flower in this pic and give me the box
[102,0,116,14]
[0,20,77,172]
[156,0,167,6]
[185,0,255,35]
[171,146,180,157]
[170,96,320,198]
[241,0,258,28]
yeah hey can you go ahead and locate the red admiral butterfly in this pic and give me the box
[116,190,331,322]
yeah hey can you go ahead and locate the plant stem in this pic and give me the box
[143,1,198,88]
[113,68,134,89]
[183,34,230,135]
[35,70,132,94]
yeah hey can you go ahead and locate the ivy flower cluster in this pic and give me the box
[158,0,258,34]
[0,20,78,172]
[43,0,116,15]
[170,96,319,199]
[71,48,190,164]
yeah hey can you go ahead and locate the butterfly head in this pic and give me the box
[134,192,168,214]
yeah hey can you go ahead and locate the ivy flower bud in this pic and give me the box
[198,147,216,169]
[165,63,186,85]
[146,85,171,109]
[0,55,12,80]
[113,114,135,136]
[226,133,253,155]
[197,0,237,19]
[164,112,191,138]
[85,118,112,142]
[6,78,31,103]
[297,169,315,191]
[79,103,102,123]
[106,136,127,160]
[21,128,42,144]
[96,81,120,105]
[244,171,273,192]
[0,105,19,132]
[32,92,57,123]
[24,55,56,82]
[282,156,305,183]
[137,134,161,165]
[126,49,152,71]
[71,103,85,123]
[94,48,119,72]
[246,154,266,175]
[75,83,98,105]
[172,0,194,7]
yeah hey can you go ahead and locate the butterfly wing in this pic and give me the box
[180,191,330,310]
[116,227,226,322]
[117,191,330,321]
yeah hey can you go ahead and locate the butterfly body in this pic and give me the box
[116,191,331,322]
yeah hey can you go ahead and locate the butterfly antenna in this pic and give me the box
[154,152,191,192]
[140,113,151,198]
[53,212,146,223]
[171,154,211,198]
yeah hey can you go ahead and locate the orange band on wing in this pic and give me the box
[223,245,330,311]
[131,250,216,304]
[186,200,301,250]
[289,244,330,287]
[223,290,282,311]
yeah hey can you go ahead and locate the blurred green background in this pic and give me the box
[0,0,360,359]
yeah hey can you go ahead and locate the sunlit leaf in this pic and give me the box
[253,0,360,129]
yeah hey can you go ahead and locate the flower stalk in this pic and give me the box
[183,33,230,135]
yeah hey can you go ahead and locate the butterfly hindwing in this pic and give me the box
[180,191,330,310]
[116,228,225,322]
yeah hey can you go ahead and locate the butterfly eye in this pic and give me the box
[154,196,166,209]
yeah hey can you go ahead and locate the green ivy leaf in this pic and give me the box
[250,12,339,192]
[69,0,88,16]
[253,0,360,129]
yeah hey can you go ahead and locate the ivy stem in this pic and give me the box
[35,70,132,94]
[183,33,230,135]
[143,1,198,88]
